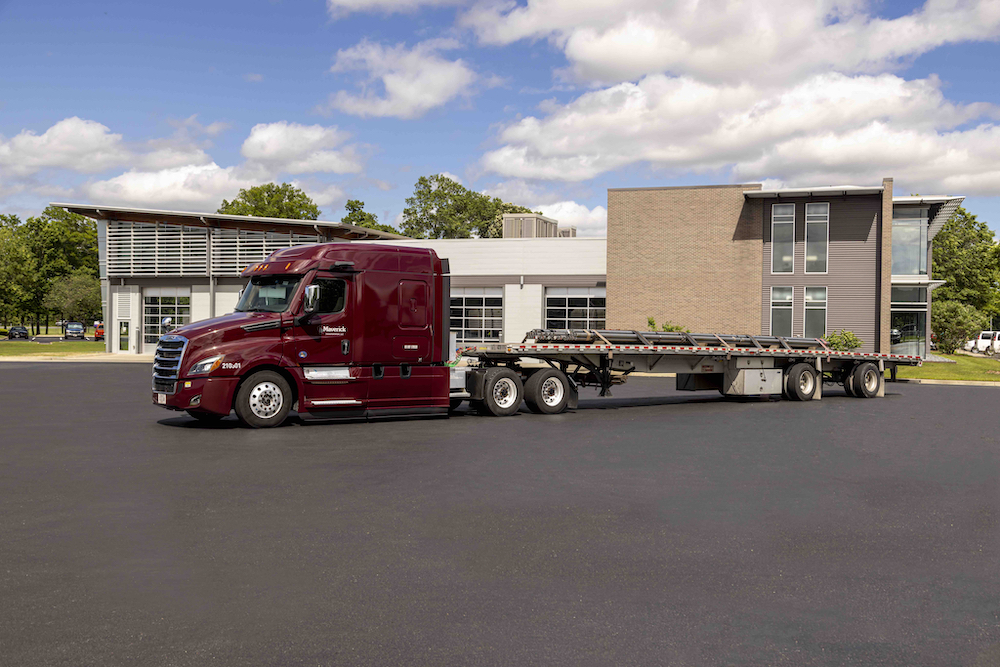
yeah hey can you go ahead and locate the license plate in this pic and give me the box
[155,393,166,405]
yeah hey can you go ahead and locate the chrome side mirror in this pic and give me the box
[161,316,174,332]
[303,284,319,314]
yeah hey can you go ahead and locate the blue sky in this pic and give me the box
[1,0,999,236]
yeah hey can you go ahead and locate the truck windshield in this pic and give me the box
[235,276,302,313]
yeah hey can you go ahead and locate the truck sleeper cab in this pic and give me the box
[152,243,451,427]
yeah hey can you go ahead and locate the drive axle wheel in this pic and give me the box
[235,370,292,428]
[481,367,523,417]
[852,362,882,398]
[524,368,570,414]
[785,363,818,401]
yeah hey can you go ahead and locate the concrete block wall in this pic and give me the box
[607,184,764,334]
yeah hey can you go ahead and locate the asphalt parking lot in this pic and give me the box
[2,363,999,666]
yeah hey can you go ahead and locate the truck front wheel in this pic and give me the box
[235,371,292,428]
[525,368,570,414]
[481,367,523,416]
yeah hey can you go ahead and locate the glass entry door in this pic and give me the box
[143,287,191,353]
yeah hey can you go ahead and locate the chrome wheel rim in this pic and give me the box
[540,377,564,406]
[493,377,518,409]
[249,381,283,419]
[863,369,879,393]
[798,371,814,395]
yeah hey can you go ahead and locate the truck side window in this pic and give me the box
[314,278,346,314]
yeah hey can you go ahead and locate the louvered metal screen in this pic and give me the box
[107,221,319,277]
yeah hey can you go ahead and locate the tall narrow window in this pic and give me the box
[771,287,793,337]
[804,287,827,339]
[771,204,794,273]
[805,203,829,273]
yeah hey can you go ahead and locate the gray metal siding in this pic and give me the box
[762,196,880,352]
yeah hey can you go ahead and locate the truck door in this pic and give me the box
[284,274,368,412]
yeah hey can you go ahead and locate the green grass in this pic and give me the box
[895,353,1000,382]
[0,341,106,357]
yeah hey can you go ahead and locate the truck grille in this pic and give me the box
[152,335,188,395]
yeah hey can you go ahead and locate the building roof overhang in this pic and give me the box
[52,202,410,241]
[745,185,883,199]
[892,195,964,205]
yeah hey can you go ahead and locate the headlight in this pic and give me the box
[188,355,224,376]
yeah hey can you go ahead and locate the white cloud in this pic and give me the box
[244,73,264,83]
[462,0,1000,85]
[304,183,347,207]
[0,117,130,176]
[439,171,463,185]
[84,163,260,210]
[482,72,1000,194]
[324,39,477,119]
[326,0,463,19]
[535,200,607,236]
[241,121,363,174]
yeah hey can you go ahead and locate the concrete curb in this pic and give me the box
[894,378,1000,387]
[0,354,154,364]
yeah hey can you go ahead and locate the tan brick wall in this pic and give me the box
[607,184,763,334]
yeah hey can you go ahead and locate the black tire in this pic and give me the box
[449,398,464,412]
[480,367,523,417]
[852,362,882,398]
[234,371,293,428]
[843,366,858,397]
[785,363,818,401]
[186,410,225,422]
[524,368,570,414]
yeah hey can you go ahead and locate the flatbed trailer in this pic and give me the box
[451,329,922,416]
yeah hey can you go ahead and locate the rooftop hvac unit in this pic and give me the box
[501,213,561,238]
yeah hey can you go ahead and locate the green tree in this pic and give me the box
[932,207,1000,315]
[0,219,36,326]
[931,300,988,354]
[401,174,538,239]
[218,183,321,220]
[44,268,102,324]
[341,199,400,235]
[825,330,863,351]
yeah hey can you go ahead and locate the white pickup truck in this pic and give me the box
[965,331,999,354]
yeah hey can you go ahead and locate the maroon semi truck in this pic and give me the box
[153,242,921,427]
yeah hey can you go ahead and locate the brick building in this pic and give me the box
[607,180,963,356]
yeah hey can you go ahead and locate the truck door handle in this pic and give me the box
[341,339,350,355]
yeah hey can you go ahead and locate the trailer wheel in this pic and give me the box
[234,371,292,428]
[785,363,818,401]
[852,362,881,398]
[842,366,858,397]
[524,368,570,414]
[481,367,523,416]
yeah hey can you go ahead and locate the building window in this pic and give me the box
[545,287,606,330]
[771,204,795,274]
[805,203,829,273]
[450,287,502,343]
[892,207,929,275]
[891,286,928,356]
[805,287,827,339]
[143,287,191,349]
[770,286,793,337]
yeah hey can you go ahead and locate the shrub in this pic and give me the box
[647,317,689,333]
[932,300,988,354]
[824,330,863,351]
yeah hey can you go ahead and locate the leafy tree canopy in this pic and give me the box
[341,199,400,235]
[218,183,320,220]
[44,268,102,324]
[401,174,537,239]
[931,299,988,354]
[932,206,1000,315]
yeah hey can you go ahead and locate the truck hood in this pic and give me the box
[171,311,283,344]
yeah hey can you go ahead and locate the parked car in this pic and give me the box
[891,328,902,344]
[7,326,29,340]
[64,322,86,340]
[94,323,104,341]
[930,331,938,350]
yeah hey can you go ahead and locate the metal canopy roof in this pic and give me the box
[892,195,964,205]
[745,185,884,198]
[52,202,410,241]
